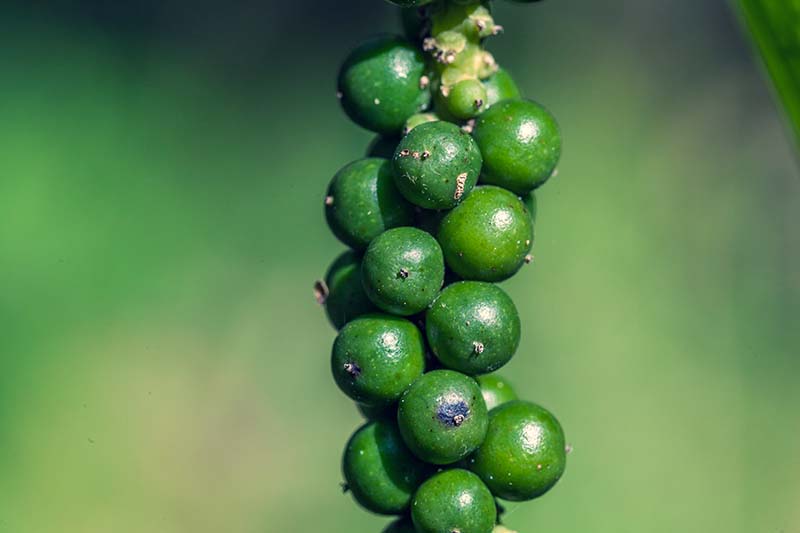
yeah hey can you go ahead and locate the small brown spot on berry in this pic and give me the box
[525,254,534,264]
[325,195,334,206]
[398,268,410,279]
[343,362,362,377]
[313,280,329,305]
[473,341,485,355]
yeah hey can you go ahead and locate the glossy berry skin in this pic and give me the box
[468,400,567,501]
[426,281,520,375]
[322,251,376,330]
[411,469,496,533]
[382,517,417,533]
[326,158,414,250]
[521,191,537,223]
[437,186,533,282]
[476,374,518,411]
[362,227,445,315]
[483,68,521,109]
[338,36,431,134]
[393,121,482,210]
[397,369,488,464]
[366,136,401,159]
[342,420,430,515]
[472,99,561,194]
[331,314,425,406]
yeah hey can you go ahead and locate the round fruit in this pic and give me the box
[321,251,376,329]
[426,281,520,375]
[483,68,521,109]
[468,400,566,501]
[338,36,431,134]
[393,121,482,210]
[362,227,445,315]
[520,191,537,223]
[367,136,401,159]
[397,369,488,464]
[476,374,518,411]
[445,78,488,119]
[472,98,561,194]
[342,420,430,515]
[437,186,533,282]
[331,314,426,406]
[326,158,414,250]
[383,517,417,533]
[411,469,496,533]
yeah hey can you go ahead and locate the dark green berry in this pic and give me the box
[520,191,537,223]
[356,402,396,421]
[382,517,417,533]
[414,207,447,236]
[437,186,533,282]
[320,251,376,329]
[468,400,566,501]
[483,68,521,109]
[426,281,520,375]
[472,98,561,194]
[397,369,488,464]
[476,374,518,411]
[342,420,430,515]
[362,227,445,316]
[367,136,401,159]
[326,158,415,250]
[445,78,488,119]
[411,469,496,533]
[393,121,482,210]
[338,36,431,134]
[332,314,426,406]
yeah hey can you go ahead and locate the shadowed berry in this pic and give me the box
[342,420,431,514]
[476,374,518,411]
[326,158,415,250]
[321,251,376,329]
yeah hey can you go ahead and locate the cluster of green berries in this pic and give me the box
[315,1,566,532]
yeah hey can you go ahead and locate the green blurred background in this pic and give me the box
[1,1,798,532]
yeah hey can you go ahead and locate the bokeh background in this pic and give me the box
[1,1,798,532]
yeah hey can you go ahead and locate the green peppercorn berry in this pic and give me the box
[362,227,445,316]
[472,99,561,194]
[483,68,521,109]
[367,136,401,159]
[338,36,431,134]
[476,374,518,411]
[397,369,488,464]
[445,78,488,119]
[468,400,567,501]
[332,314,426,406]
[326,158,415,250]
[426,281,520,375]
[382,517,417,533]
[403,112,439,135]
[411,469,496,533]
[520,191,537,223]
[437,186,533,282]
[393,121,482,210]
[320,251,376,329]
[342,420,431,515]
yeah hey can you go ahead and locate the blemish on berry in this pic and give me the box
[313,280,329,305]
[420,75,430,89]
[473,341,485,355]
[524,254,533,264]
[437,399,470,428]
[343,362,362,378]
[398,268,410,279]
[325,195,334,206]
[454,173,468,200]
